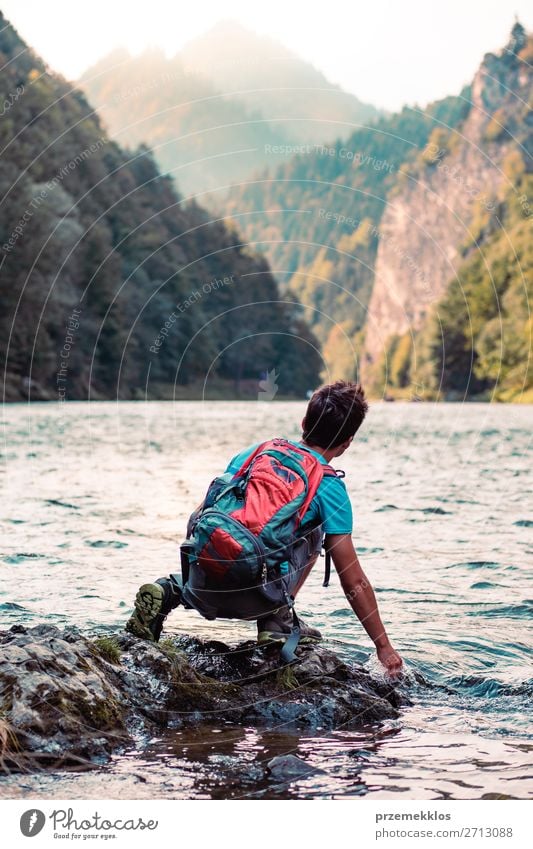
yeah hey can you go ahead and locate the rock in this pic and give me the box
[267,754,322,782]
[0,624,411,773]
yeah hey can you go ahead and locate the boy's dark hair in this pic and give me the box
[302,380,368,449]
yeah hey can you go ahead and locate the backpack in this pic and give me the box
[180,439,340,657]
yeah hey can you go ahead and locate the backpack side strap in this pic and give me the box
[279,591,301,665]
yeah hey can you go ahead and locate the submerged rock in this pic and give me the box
[0,624,410,772]
[267,754,323,782]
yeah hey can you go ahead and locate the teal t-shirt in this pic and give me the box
[225,440,353,535]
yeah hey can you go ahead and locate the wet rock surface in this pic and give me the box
[0,624,410,772]
[267,754,324,782]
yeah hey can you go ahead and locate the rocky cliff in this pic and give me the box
[364,23,532,364]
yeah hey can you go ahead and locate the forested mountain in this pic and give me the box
[0,11,321,402]
[6,11,529,402]
[179,20,381,142]
[78,21,381,198]
[78,46,293,198]
[223,24,532,400]
[222,94,471,362]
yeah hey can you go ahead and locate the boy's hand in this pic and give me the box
[376,642,403,678]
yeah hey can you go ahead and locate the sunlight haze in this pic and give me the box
[1,0,531,110]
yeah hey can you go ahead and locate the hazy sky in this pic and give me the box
[1,0,531,111]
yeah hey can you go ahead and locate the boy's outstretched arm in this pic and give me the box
[325,533,403,677]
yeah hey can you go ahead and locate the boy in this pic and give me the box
[126,381,403,677]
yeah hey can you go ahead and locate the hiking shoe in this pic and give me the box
[257,606,322,645]
[125,578,180,642]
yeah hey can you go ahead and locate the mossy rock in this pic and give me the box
[0,624,412,773]
[92,636,122,665]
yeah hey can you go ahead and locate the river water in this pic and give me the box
[0,401,531,799]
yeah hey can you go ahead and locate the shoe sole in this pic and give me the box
[125,583,165,641]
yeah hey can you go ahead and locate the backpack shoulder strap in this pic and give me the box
[323,549,332,588]
[319,465,346,587]
[322,465,345,478]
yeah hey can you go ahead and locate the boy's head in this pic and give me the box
[302,380,368,455]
